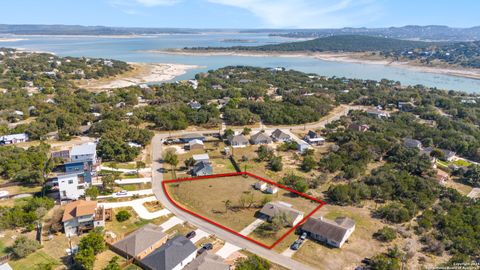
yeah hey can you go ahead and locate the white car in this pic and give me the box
[116,190,128,196]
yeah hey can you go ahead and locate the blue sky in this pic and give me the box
[1,0,479,29]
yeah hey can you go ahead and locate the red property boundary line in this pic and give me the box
[162,171,326,249]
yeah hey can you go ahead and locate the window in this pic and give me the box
[68,180,74,184]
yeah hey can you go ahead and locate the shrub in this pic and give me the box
[373,226,397,242]
[10,236,41,258]
[115,210,131,222]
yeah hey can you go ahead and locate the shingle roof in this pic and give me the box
[259,202,304,225]
[250,132,272,144]
[183,252,229,270]
[62,200,97,222]
[140,236,196,270]
[113,224,167,258]
[228,134,248,145]
[192,161,212,175]
[302,216,355,243]
[271,129,290,140]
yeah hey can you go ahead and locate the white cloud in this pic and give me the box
[207,0,382,28]
[134,0,180,6]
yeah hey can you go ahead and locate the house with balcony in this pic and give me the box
[62,200,105,237]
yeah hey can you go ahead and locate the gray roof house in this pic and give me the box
[112,224,168,259]
[258,201,304,227]
[271,129,291,142]
[192,161,213,176]
[227,134,249,148]
[250,132,273,145]
[139,236,197,270]
[403,138,422,149]
[301,216,355,248]
[184,252,230,270]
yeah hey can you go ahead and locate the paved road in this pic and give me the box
[151,105,366,270]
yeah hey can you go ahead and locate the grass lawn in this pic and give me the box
[105,207,159,238]
[9,250,60,269]
[452,159,472,167]
[104,162,137,170]
[166,174,321,240]
[293,203,385,270]
[165,222,197,238]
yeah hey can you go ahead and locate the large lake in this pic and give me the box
[1,33,480,93]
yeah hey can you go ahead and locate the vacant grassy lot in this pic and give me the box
[293,203,385,270]
[166,174,321,246]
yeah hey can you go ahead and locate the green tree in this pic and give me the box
[85,186,99,199]
[269,156,283,172]
[115,210,131,222]
[235,255,270,270]
[75,247,95,270]
[373,226,397,242]
[164,149,179,179]
[102,256,122,270]
[242,127,252,135]
[101,174,115,192]
[184,157,195,171]
[301,155,317,172]
[79,231,105,255]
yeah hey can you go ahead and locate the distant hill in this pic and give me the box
[0,24,197,35]
[263,25,480,42]
[186,35,436,52]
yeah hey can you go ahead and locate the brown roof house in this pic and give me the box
[258,201,304,227]
[301,216,355,248]
[112,224,168,260]
[184,252,230,270]
[62,200,105,237]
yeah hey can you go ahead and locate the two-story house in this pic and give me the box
[62,200,105,237]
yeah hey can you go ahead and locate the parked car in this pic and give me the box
[361,258,371,265]
[115,190,128,196]
[186,231,196,239]
[300,232,307,240]
[290,239,303,250]
[202,243,213,250]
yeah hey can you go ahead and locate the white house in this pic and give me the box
[70,142,97,163]
[192,153,210,163]
[0,133,28,145]
[297,140,311,154]
[259,201,304,227]
[301,216,356,248]
[57,173,87,200]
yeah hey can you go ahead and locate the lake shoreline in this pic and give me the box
[148,49,480,81]
[75,62,200,90]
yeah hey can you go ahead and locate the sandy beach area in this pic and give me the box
[151,49,480,80]
[76,62,199,90]
[0,38,28,42]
